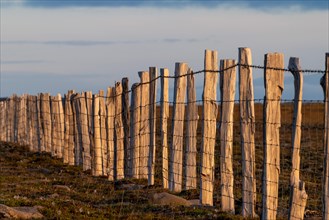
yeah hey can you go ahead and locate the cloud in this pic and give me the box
[2,60,50,64]
[11,0,327,10]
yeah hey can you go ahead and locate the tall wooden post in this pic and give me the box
[160,69,169,189]
[288,57,308,220]
[200,50,218,205]
[79,92,91,171]
[51,95,60,157]
[115,82,125,179]
[149,67,157,185]
[130,83,141,178]
[37,94,44,152]
[85,91,94,171]
[40,93,52,153]
[322,53,329,219]
[93,94,103,176]
[262,53,284,220]
[122,78,131,177]
[106,87,115,180]
[239,47,257,217]
[139,71,150,179]
[220,59,236,213]
[184,67,198,190]
[169,62,188,192]
[58,94,64,159]
[99,90,107,175]
[72,93,82,166]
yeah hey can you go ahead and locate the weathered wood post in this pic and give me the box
[322,53,329,219]
[64,90,74,164]
[85,91,94,171]
[51,95,60,157]
[40,93,52,153]
[169,62,188,192]
[99,90,107,175]
[139,71,150,179]
[160,68,169,189]
[106,87,115,180]
[288,57,308,220]
[130,83,141,178]
[239,47,257,217]
[0,100,6,141]
[122,78,131,177]
[262,53,284,220]
[79,92,91,171]
[149,67,157,185]
[37,94,44,152]
[93,94,103,176]
[115,82,125,180]
[58,94,64,159]
[200,50,218,205]
[220,59,236,213]
[72,93,83,166]
[184,67,198,190]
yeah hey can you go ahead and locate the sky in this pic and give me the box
[1,0,328,100]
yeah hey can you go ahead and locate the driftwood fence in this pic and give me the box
[0,48,328,220]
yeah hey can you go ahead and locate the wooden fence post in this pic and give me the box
[85,91,94,171]
[149,67,157,185]
[169,62,188,192]
[51,95,60,157]
[99,90,107,175]
[220,59,236,213]
[58,94,64,159]
[37,94,44,152]
[322,53,329,219]
[239,47,257,217]
[122,78,131,177]
[185,67,198,190]
[288,57,308,219]
[41,93,52,153]
[130,83,141,178]
[139,71,150,179]
[115,82,125,180]
[200,50,218,205]
[79,92,91,171]
[106,87,115,180]
[64,90,75,165]
[72,93,82,166]
[93,94,103,176]
[0,101,6,141]
[160,69,169,189]
[262,53,284,220]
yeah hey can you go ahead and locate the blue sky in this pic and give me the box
[1,0,328,100]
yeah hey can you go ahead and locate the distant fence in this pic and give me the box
[0,48,328,220]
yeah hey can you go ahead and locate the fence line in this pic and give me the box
[0,48,328,219]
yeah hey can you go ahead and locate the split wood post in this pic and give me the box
[16,96,23,144]
[99,90,107,175]
[160,68,169,189]
[51,95,60,157]
[58,94,65,159]
[130,83,141,178]
[93,94,103,176]
[200,50,218,205]
[149,67,157,185]
[37,94,44,152]
[169,62,188,192]
[0,101,5,141]
[139,71,150,179]
[239,47,257,217]
[72,93,82,166]
[288,57,308,220]
[64,90,75,165]
[106,87,115,180]
[13,95,18,143]
[10,95,17,142]
[31,96,39,152]
[322,53,329,219]
[115,82,125,179]
[26,96,32,149]
[262,53,284,220]
[122,78,131,177]
[85,91,94,170]
[79,92,91,171]
[40,93,52,153]
[220,59,237,213]
[185,67,198,190]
